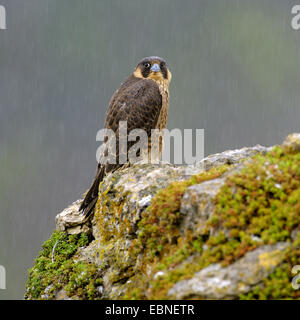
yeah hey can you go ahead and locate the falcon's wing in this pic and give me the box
[79,78,162,216]
[105,78,163,135]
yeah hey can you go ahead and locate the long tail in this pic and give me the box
[79,165,105,217]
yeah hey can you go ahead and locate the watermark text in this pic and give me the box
[291,5,300,30]
[96,123,204,167]
[0,5,6,30]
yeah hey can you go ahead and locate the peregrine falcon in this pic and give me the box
[79,56,172,217]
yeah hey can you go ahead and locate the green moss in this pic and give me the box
[126,145,300,299]
[210,146,300,257]
[240,233,300,300]
[203,146,300,299]
[25,230,102,300]
[137,165,231,259]
[125,165,231,299]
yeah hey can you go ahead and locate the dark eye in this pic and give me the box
[160,62,166,68]
[144,62,151,68]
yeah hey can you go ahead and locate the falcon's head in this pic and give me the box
[133,56,172,84]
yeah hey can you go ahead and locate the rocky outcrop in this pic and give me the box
[25,134,300,300]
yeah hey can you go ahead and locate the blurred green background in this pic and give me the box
[0,0,299,299]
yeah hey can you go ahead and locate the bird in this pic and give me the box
[79,56,172,217]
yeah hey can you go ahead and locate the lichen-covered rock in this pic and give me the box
[25,133,300,300]
[168,242,289,299]
[283,133,300,152]
[194,145,271,171]
[55,200,90,235]
[180,178,226,236]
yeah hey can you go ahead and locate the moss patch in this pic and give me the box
[126,146,300,299]
[214,147,300,238]
[240,233,300,300]
[124,165,231,299]
[25,231,102,300]
[137,165,230,259]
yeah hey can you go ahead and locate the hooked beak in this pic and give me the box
[150,63,160,73]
